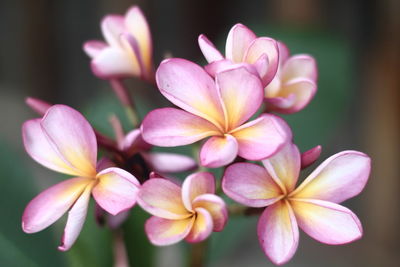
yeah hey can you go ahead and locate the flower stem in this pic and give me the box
[188,240,208,267]
[109,79,139,127]
[112,229,130,267]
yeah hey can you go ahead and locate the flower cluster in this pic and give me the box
[21,5,371,266]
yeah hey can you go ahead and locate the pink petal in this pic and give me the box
[301,145,322,169]
[93,167,140,215]
[244,37,279,86]
[268,79,317,114]
[58,182,94,251]
[143,152,196,173]
[141,108,220,146]
[83,40,108,58]
[216,66,264,130]
[265,94,297,111]
[257,200,299,265]
[262,142,301,193]
[138,178,191,219]
[124,6,153,75]
[22,177,92,233]
[101,15,126,48]
[181,172,215,211]
[199,135,238,168]
[225,23,256,62]
[185,208,213,243]
[198,34,224,63]
[277,41,290,65]
[120,129,151,155]
[204,59,259,78]
[145,216,194,246]
[22,105,97,177]
[192,194,228,231]
[25,97,52,116]
[156,58,225,129]
[290,199,362,245]
[91,46,137,79]
[281,54,317,82]
[222,162,283,207]
[231,114,291,160]
[291,151,371,203]
[96,157,116,172]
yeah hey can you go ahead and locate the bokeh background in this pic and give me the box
[0,0,399,266]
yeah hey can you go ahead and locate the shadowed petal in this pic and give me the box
[291,151,371,203]
[225,24,256,62]
[200,135,238,168]
[291,199,363,245]
[192,194,228,231]
[244,37,279,86]
[182,172,215,211]
[138,178,191,219]
[145,216,194,246]
[93,167,140,215]
[141,108,220,146]
[185,208,213,243]
[216,67,264,130]
[198,34,224,63]
[258,200,299,266]
[58,182,94,251]
[231,114,291,160]
[143,152,196,173]
[262,142,301,193]
[22,177,92,233]
[222,162,283,207]
[156,58,225,128]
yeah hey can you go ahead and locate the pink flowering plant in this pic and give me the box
[20,5,371,266]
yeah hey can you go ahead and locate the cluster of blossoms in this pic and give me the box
[22,5,371,266]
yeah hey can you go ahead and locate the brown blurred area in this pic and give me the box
[0,0,399,266]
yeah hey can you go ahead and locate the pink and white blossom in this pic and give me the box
[138,172,227,245]
[264,42,317,113]
[22,105,140,251]
[83,6,153,81]
[198,23,279,87]
[141,59,291,168]
[222,142,371,265]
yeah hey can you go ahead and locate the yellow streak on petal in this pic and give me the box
[161,217,195,239]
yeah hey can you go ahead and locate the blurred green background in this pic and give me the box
[1,0,399,266]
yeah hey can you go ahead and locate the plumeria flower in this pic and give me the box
[138,172,227,245]
[198,23,279,87]
[141,59,291,168]
[22,105,140,251]
[222,142,371,265]
[83,6,153,81]
[264,42,317,114]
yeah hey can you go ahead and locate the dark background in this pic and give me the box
[0,0,399,266]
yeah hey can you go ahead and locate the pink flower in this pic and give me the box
[138,172,227,245]
[222,142,371,265]
[83,6,153,81]
[198,23,279,87]
[141,59,291,168]
[264,42,317,114]
[22,105,140,251]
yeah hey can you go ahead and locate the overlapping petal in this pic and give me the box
[199,135,238,168]
[185,208,213,243]
[138,178,191,219]
[22,177,92,233]
[181,172,215,211]
[222,162,283,207]
[216,67,263,130]
[83,40,107,58]
[281,55,317,82]
[93,167,140,215]
[141,108,220,146]
[290,199,362,245]
[58,182,94,251]
[231,114,291,160]
[101,15,125,48]
[145,216,194,246]
[156,59,225,128]
[262,142,300,193]
[198,34,224,63]
[225,24,256,62]
[257,201,299,266]
[291,151,371,203]
[192,194,228,231]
